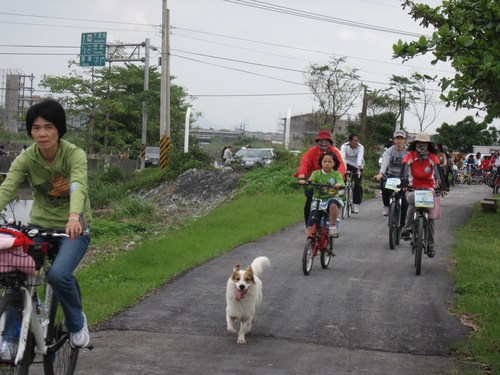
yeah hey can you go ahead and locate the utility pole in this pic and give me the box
[159,0,171,169]
[399,92,406,131]
[140,38,150,171]
[285,108,291,150]
[360,86,370,136]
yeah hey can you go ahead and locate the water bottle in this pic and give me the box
[36,296,49,327]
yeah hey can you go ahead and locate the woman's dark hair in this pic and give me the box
[348,133,358,141]
[318,151,340,170]
[407,141,439,155]
[25,99,67,140]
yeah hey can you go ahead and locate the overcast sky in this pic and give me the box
[1,0,498,135]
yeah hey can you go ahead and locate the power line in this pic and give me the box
[223,0,428,38]
[0,44,77,48]
[171,49,304,73]
[172,32,313,64]
[0,20,154,33]
[193,92,310,97]
[172,54,305,86]
[172,27,453,74]
[0,52,75,56]
[0,11,157,27]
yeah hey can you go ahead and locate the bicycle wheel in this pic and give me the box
[0,292,34,375]
[388,202,398,250]
[320,236,333,269]
[415,216,424,276]
[43,279,80,375]
[302,238,315,275]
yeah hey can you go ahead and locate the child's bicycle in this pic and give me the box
[300,182,341,276]
[0,220,91,375]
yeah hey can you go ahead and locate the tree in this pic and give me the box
[433,116,499,152]
[392,0,500,122]
[365,89,399,117]
[40,64,193,154]
[388,75,418,130]
[409,73,440,132]
[305,56,362,132]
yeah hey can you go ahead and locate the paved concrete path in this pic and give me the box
[35,183,492,374]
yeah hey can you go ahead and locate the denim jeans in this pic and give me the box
[41,233,90,333]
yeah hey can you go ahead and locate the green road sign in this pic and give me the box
[80,32,107,67]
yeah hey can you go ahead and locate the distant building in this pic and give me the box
[283,113,350,149]
[1,71,37,133]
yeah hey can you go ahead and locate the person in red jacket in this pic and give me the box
[295,130,346,225]
[399,132,441,258]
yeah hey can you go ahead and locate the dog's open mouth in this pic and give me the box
[235,288,247,301]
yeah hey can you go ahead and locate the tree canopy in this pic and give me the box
[433,116,499,152]
[305,56,362,132]
[392,0,500,122]
[40,64,193,155]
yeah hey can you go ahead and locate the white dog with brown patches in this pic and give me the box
[226,256,271,344]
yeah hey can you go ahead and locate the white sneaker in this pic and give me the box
[70,313,90,348]
[383,206,389,216]
[353,205,360,214]
[0,340,17,359]
[328,226,339,238]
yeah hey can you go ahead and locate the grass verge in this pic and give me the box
[449,199,500,374]
[78,193,303,323]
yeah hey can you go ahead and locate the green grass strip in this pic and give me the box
[450,201,500,373]
[78,193,303,323]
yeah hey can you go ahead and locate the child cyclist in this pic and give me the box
[299,151,345,238]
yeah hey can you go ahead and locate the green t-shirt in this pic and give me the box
[309,169,345,201]
[0,140,92,228]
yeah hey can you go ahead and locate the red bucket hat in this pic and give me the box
[315,130,333,144]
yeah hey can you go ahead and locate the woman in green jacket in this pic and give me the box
[0,99,91,351]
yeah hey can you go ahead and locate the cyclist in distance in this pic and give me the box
[295,130,345,226]
[0,99,92,351]
[374,130,408,217]
[340,134,365,214]
[399,132,441,258]
[299,151,345,238]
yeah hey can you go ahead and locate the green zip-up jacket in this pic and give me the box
[0,140,92,228]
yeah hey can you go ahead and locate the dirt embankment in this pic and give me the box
[84,168,244,265]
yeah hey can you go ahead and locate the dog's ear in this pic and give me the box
[244,267,256,284]
[231,265,241,280]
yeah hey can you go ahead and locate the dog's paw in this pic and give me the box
[237,336,247,344]
[227,325,238,334]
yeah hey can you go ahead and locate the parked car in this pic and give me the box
[234,148,275,168]
[145,147,160,166]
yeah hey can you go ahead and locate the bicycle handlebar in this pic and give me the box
[25,227,69,238]
[298,181,337,188]
[0,221,69,239]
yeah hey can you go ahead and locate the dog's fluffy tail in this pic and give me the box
[251,256,271,277]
